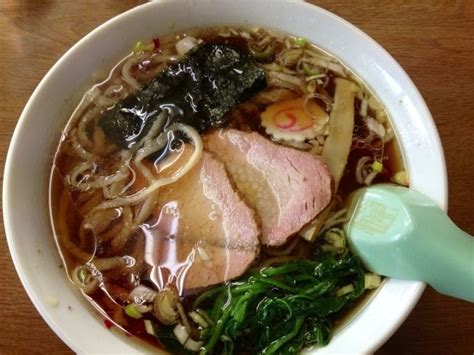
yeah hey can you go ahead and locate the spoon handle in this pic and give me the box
[418,218,474,302]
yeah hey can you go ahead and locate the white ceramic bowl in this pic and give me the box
[3,1,447,353]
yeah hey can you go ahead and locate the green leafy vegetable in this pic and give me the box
[182,255,367,355]
[146,218,373,354]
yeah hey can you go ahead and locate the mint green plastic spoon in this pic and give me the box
[345,184,474,302]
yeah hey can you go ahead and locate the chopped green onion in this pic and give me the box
[133,41,146,54]
[221,335,232,342]
[195,309,215,326]
[321,228,347,255]
[364,273,381,289]
[393,170,409,186]
[144,320,155,335]
[184,338,204,351]
[78,268,87,282]
[250,27,260,34]
[305,73,326,82]
[189,311,209,328]
[125,304,143,319]
[336,284,354,297]
[294,37,307,47]
[173,324,189,345]
[248,42,275,59]
[71,265,98,294]
[372,160,383,173]
[301,62,320,76]
[154,288,179,325]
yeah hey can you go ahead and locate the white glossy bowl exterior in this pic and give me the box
[3,1,447,354]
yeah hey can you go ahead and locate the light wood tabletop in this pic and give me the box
[0,1,473,354]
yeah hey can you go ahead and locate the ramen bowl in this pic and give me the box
[3,1,447,353]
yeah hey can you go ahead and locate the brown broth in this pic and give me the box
[49,26,406,353]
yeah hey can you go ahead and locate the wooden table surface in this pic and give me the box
[0,1,473,354]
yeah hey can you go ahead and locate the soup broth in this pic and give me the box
[50,26,407,354]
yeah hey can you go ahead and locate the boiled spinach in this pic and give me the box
[192,255,366,355]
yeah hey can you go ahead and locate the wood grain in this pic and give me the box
[0,1,472,354]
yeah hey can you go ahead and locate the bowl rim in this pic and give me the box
[2,0,447,353]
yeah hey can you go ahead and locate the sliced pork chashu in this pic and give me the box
[144,148,260,291]
[205,129,333,247]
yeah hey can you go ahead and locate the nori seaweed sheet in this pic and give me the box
[98,44,266,149]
